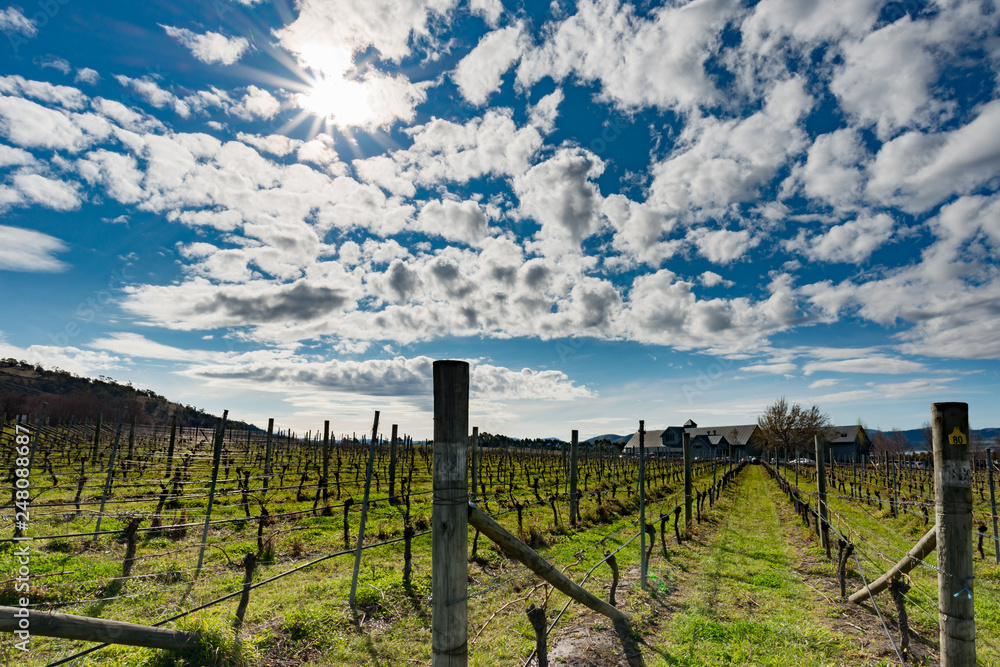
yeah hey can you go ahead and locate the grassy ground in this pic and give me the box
[777,461,1000,665]
[7,427,993,667]
[629,465,888,667]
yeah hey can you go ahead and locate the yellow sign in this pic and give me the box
[948,427,968,446]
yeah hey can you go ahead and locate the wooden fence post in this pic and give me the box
[389,423,398,503]
[683,432,692,527]
[349,411,380,608]
[196,411,228,579]
[815,435,828,553]
[570,429,579,527]
[526,604,547,667]
[470,426,478,505]
[638,421,647,590]
[165,414,177,479]
[431,360,469,667]
[987,447,999,565]
[0,606,198,651]
[90,412,102,462]
[322,420,330,501]
[933,402,975,665]
[93,407,126,540]
[263,418,274,496]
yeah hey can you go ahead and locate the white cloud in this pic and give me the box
[867,99,1000,212]
[454,22,526,105]
[0,96,95,151]
[230,85,281,119]
[528,88,563,134]
[274,0,460,63]
[355,110,543,193]
[236,132,302,157]
[0,341,122,375]
[37,56,71,74]
[802,356,924,375]
[742,362,796,374]
[740,0,879,54]
[177,352,591,402]
[798,128,867,207]
[0,225,69,272]
[12,172,80,211]
[515,147,604,255]
[699,271,734,288]
[517,0,740,111]
[689,228,759,265]
[784,213,895,264]
[416,199,490,245]
[0,7,36,36]
[831,6,999,140]
[469,0,503,25]
[115,75,191,118]
[647,77,812,221]
[90,332,220,362]
[0,75,88,109]
[0,144,34,168]
[162,25,250,65]
[75,68,100,85]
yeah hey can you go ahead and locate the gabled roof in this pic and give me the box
[622,429,668,450]
[827,425,869,444]
[685,424,760,446]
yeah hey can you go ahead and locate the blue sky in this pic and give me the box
[1,0,998,439]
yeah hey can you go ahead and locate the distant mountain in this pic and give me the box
[871,427,1000,451]
[0,358,253,430]
[585,433,630,444]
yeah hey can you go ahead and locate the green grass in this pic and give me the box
[779,460,1000,665]
[637,467,885,666]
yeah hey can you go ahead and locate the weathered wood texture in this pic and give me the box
[0,606,198,652]
[933,402,975,666]
[468,505,629,626]
[432,360,469,667]
[848,526,936,604]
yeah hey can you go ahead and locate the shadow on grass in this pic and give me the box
[614,621,647,667]
[351,606,386,667]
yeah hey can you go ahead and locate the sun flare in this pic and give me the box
[299,75,374,127]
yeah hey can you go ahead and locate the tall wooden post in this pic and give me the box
[350,411,380,607]
[93,407,126,539]
[815,435,828,551]
[166,414,177,479]
[683,432,692,526]
[196,411,228,579]
[263,418,274,495]
[322,420,330,501]
[470,426,479,504]
[91,412,102,462]
[933,402,975,665]
[389,424,398,501]
[432,360,469,667]
[570,429,579,527]
[988,448,1000,564]
[638,421,647,590]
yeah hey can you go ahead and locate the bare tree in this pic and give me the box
[872,428,908,455]
[757,397,832,458]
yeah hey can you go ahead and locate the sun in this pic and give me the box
[299,75,374,128]
[294,43,376,128]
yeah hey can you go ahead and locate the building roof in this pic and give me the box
[827,425,868,444]
[622,429,668,450]
[685,424,759,446]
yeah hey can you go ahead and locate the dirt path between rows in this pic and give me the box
[542,465,932,666]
